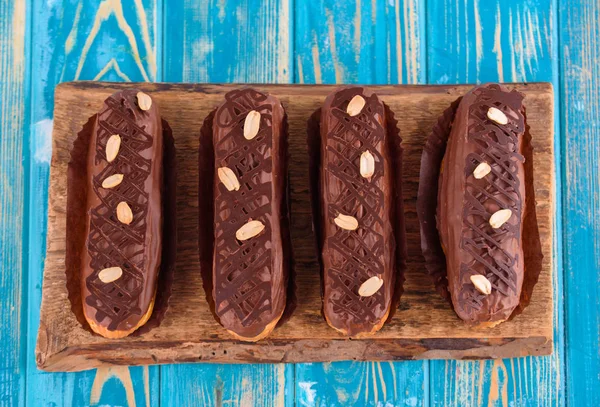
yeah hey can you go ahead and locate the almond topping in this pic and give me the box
[236,220,265,241]
[116,202,133,225]
[101,174,124,189]
[489,208,512,229]
[360,150,375,179]
[136,92,152,111]
[473,162,492,179]
[243,110,261,140]
[346,95,366,116]
[98,267,123,283]
[218,167,240,191]
[334,213,359,231]
[358,275,384,297]
[487,107,508,125]
[470,274,492,295]
[106,135,121,162]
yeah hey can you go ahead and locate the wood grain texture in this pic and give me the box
[426,0,564,406]
[295,0,423,84]
[25,0,160,405]
[296,361,428,406]
[36,82,554,372]
[559,1,600,406]
[160,364,293,407]
[1,1,587,405]
[164,0,291,83]
[427,0,555,85]
[293,2,428,405]
[160,2,293,405]
[0,0,28,405]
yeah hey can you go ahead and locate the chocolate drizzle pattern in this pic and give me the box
[213,89,275,328]
[86,94,153,330]
[324,89,389,327]
[458,85,525,317]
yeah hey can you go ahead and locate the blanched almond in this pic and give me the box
[218,167,240,191]
[236,220,265,241]
[243,110,261,140]
[98,267,123,283]
[470,274,492,295]
[473,162,492,179]
[346,95,366,117]
[116,201,133,225]
[487,107,508,125]
[334,213,359,230]
[489,208,512,229]
[358,275,384,297]
[101,174,124,189]
[106,135,121,163]
[136,92,152,111]
[360,150,375,179]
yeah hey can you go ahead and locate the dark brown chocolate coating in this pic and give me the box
[81,89,163,333]
[212,88,289,340]
[319,87,396,336]
[437,83,526,323]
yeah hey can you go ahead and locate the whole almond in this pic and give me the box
[489,208,512,229]
[136,92,152,111]
[487,107,508,125]
[101,174,124,189]
[470,274,492,295]
[358,275,384,297]
[346,95,366,117]
[98,267,123,283]
[236,220,265,241]
[243,110,261,140]
[218,167,240,191]
[116,201,133,225]
[334,213,359,230]
[473,162,492,179]
[106,135,121,162]
[360,150,375,179]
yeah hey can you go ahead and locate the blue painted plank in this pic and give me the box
[296,361,428,407]
[25,0,161,405]
[427,0,555,84]
[0,0,29,405]
[558,1,600,406]
[161,364,294,407]
[164,0,292,84]
[294,1,428,406]
[295,0,424,85]
[427,0,564,405]
[161,1,294,405]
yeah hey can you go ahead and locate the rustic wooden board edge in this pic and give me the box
[54,80,556,99]
[36,81,555,372]
[37,335,552,372]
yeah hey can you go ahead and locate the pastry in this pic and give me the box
[211,88,290,341]
[80,89,163,338]
[436,83,526,325]
[317,87,397,336]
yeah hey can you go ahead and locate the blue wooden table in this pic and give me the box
[1,0,597,406]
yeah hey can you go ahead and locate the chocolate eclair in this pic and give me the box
[317,87,398,336]
[436,83,526,326]
[81,89,163,338]
[211,88,290,342]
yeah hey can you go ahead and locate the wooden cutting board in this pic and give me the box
[36,82,554,372]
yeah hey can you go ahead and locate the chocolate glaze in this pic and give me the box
[81,89,163,333]
[212,88,289,340]
[437,83,526,323]
[319,87,396,336]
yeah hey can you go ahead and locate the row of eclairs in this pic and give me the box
[74,84,531,341]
